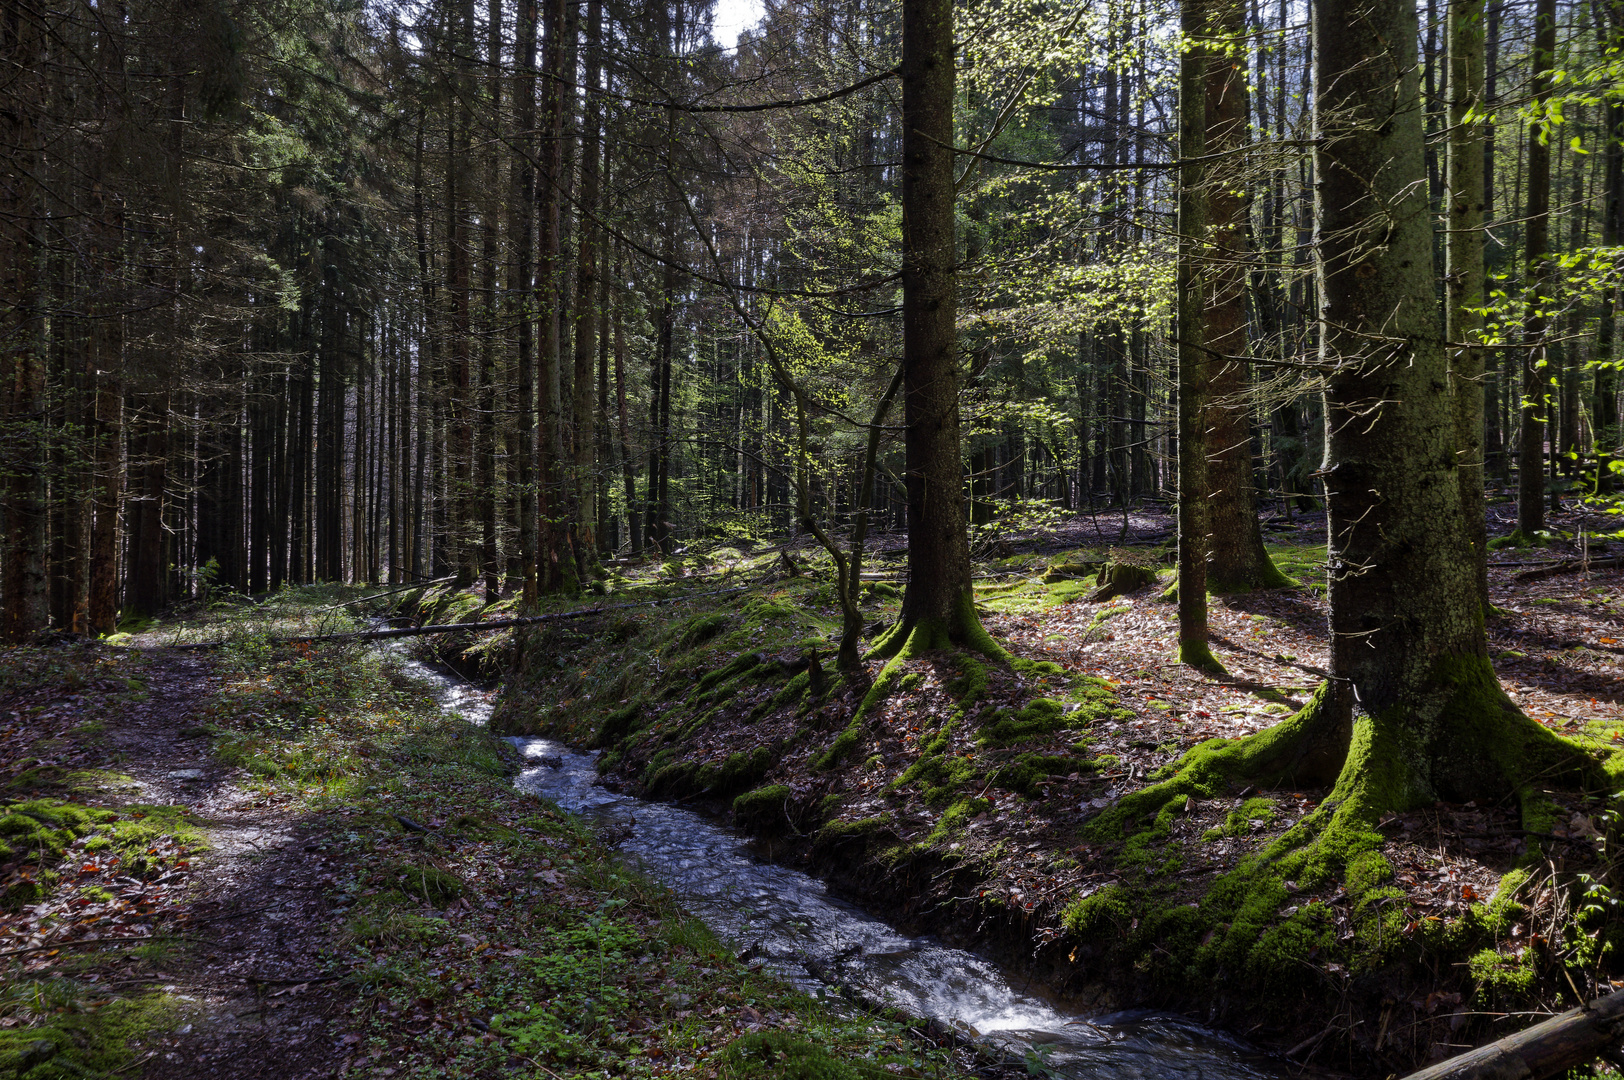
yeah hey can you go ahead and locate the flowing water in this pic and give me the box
[404,654,1289,1080]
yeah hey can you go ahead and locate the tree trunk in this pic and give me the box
[1311,0,1577,806]
[1202,0,1290,594]
[536,0,574,593]
[1176,0,1222,672]
[1446,0,1488,605]
[872,0,999,659]
[571,0,602,577]
[1596,0,1622,490]
[1516,0,1555,537]
[0,1,47,642]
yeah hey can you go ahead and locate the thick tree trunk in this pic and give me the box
[536,0,574,593]
[1447,0,1488,604]
[570,0,602,577]
[478,0,503,599]
[447,0,476,589]
[872,0,998,659]
[1203,0,1290,594]
[1516,0,1555,536]
[1177,0,1221,672]
[1313,0,1575,806]
[512,0,538,602]
[1,3,47,642]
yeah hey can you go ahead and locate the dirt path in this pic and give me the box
[2,646,357,1080]
[4,593,993,1080]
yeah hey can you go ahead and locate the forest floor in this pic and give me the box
[0,590,996,1080]
[493,492,1624,1076]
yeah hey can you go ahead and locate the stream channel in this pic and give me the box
[401,652,1291,1080]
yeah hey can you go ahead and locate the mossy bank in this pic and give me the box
[493,542,1624,1075]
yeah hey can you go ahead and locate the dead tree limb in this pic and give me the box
[159,587,752,651]
[1515,555,1624,581]
[1397,988,1624,1080]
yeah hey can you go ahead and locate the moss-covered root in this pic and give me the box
[1417,655,1597,820]
[867,592,1008,664]
[1088,680,1353,839]
[1094,657,1596,848]
[1177,637,1228,677]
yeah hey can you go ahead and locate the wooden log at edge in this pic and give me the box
[1514,555,1624,581]
[158,586,753,651]
[1396,988,1624,1080]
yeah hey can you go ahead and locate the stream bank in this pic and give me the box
[2,587,996,1080]
[487,536,1624,1076]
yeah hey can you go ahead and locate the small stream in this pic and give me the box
[403,654,1289,1080]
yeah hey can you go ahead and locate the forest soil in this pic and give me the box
[1,595,997,1080]
[498,495,1624,1076]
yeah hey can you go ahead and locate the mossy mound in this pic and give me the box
[720,1031,896,1079]
[733,784,794,832]
[1042,559,1103,583]
[1089,562,1158,601]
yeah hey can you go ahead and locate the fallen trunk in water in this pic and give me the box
[1399,988,1624,1080]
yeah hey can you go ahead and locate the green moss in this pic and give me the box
[1061,884,1135,934]
[733,784,793,831]
[895,752,979,805]
[646,760,699,799]
[719,1031,894,1079]
[815,813,893,848]
[923,797,992,844]
[1200,797,1278,840]
[0,989,189,1080]
[674,613,732,651]
[698,746,776,799]
[1091,562,1158,601]
[978,697,1086,747]
[594,703,642,748]
[1469,946,1538,1000]
[1345,850,1393,896]
[988,753,1076,798]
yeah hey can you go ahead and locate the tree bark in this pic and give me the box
[1312,0,1576,805]
[871,0,999,659]
[1177,0,1218,672]
[1516,0,1555,537]
[1203,0,1290,594]
[1446,0,1488,605]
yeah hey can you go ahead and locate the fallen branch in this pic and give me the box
[0,935,203,960]
[1515,555,1624,581]
[325,576,456,610]
[1397,987,1624,1080]
[158,587,752,650]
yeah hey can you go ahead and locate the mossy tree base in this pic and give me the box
[1074,656,1598,1000]
[1176,638,1227,677]
[814,595,1007,771]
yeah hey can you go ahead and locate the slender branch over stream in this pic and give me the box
[158,587,752,650]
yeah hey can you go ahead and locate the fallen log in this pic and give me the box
[160,586,752,650]
[1515,555,1624,581]
[1398,988,1624,1080]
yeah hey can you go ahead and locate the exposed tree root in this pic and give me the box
[814,599,1009,770]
